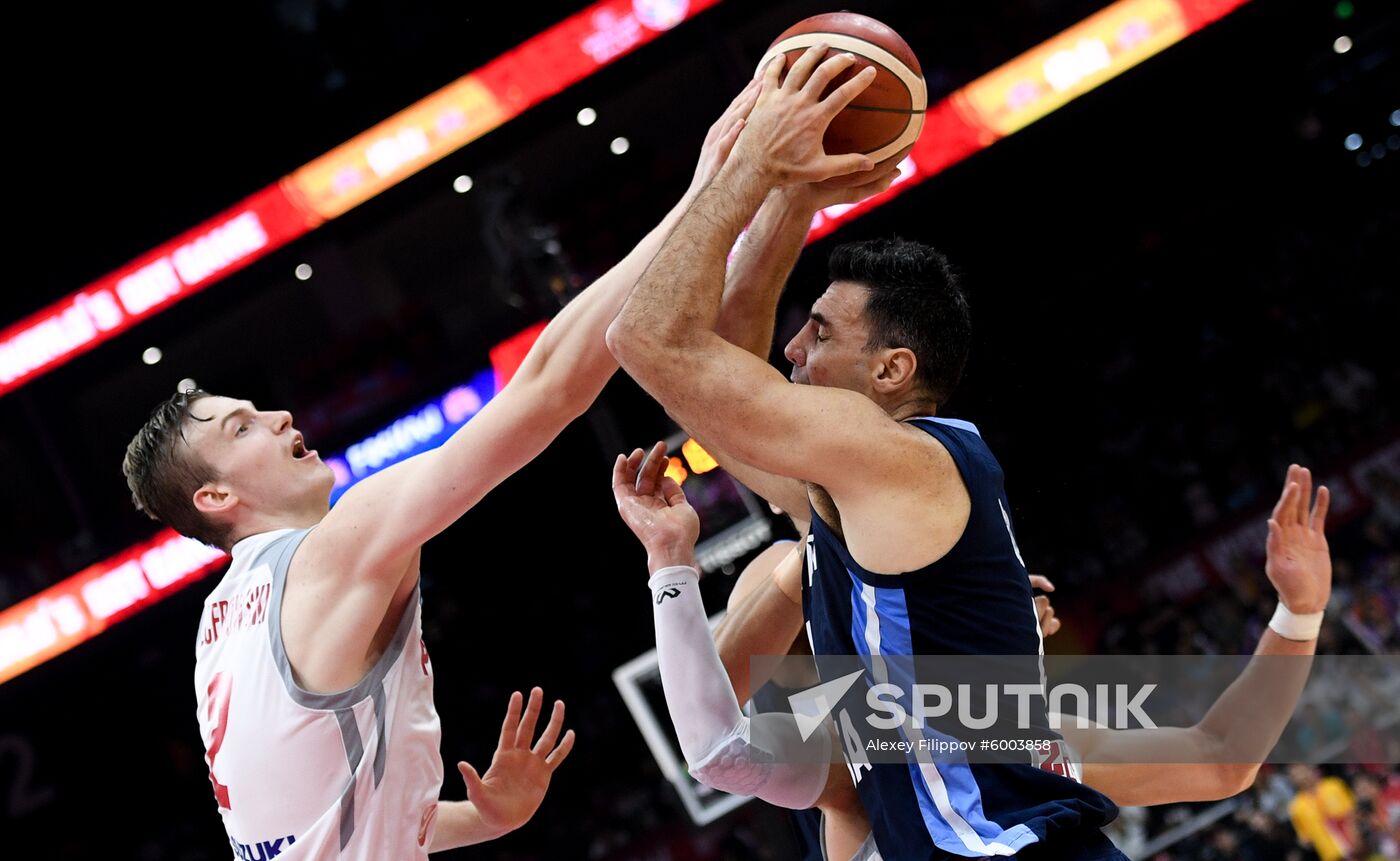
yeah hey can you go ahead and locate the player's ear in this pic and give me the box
[193,482,237,517]
[872,346,918,394]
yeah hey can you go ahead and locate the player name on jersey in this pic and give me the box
[199,573,272,646]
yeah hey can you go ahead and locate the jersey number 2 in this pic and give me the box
[206,673,232,809]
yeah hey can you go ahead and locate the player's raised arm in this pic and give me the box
[611,443,831,810]
[315,79,758,565]
[283,85,760,688]
[1062,466,1331,806]
[716,163,903,360]
[606,52,954,544]
[695,162,905,519]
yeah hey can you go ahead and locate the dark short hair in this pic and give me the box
[122,389,231,550]
[828,237,971,403]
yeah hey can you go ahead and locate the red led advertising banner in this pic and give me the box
[0,0,722,399]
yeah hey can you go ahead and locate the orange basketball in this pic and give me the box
[757,12,926,163]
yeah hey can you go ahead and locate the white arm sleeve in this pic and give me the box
[649,566,829,809]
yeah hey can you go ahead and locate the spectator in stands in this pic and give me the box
[1287,765,1359,861]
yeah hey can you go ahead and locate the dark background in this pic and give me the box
[2,0,1396,857]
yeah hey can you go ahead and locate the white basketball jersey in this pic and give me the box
[194,528,443,859]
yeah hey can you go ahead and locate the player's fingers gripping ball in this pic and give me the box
[756,12,927,165]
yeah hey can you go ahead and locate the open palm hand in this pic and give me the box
[1265,464,1331,615]
[456,688,574,835]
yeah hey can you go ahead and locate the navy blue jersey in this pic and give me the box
[802,417,1123,860]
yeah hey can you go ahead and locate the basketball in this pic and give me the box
[757,12,927,164]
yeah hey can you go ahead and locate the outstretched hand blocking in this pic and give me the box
[612,441,700,567]
[456,688,574,836]
[1265,464,1331,616]
[734,44,879,185]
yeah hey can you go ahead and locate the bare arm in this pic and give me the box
[716,158,907,357]
[713,540,807,704]
[428,802,503,852]
[1065,468,1331,806]
[503,79,760,422]
[319,80,759,570]
[285,86,760,686]
[608,52,933,505]
[703,168,903,517]
[698,187,823,515]
[715,190,815,357]
[612,49,875,362]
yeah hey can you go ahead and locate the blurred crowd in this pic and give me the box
[1136,764,1400,861]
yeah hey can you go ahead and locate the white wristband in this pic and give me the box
[1268,602,1323,641]
[649,566,699,597]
